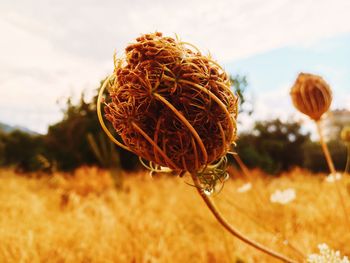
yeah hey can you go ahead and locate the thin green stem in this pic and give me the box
[190,173,298,263]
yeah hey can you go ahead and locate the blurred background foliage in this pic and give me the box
[236,119,346,174]
[0,75,346,175]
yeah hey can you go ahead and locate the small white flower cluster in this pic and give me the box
[325,173,342,183]
[270,188,296,204]
[308,243,349,263]
[237,183,252,193]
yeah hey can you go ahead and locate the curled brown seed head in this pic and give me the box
[104,32,238,173]
[290,73,332,121]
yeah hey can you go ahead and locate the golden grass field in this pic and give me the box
[0,167,349,263]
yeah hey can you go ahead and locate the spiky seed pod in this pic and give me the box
[290,73,332,121]
[341,126,350,143]
[103,32,238,173]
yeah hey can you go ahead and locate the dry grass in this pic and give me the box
[0,167,349,263]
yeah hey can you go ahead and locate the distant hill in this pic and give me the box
[0,122,38,135]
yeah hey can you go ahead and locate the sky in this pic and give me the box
[0,0,349,134]
[228,33,350,131]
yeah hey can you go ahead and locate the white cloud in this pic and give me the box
[0,18,112,132]
[2,0,350,61]
[0,0,349,132]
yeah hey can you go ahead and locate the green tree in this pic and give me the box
[230,74,253,115]
[0,131,6,166]
[236,119,311,174]
[2,130,46,172]
[45,94,99,170]
[45,81,138,171]
[303,140,347,172]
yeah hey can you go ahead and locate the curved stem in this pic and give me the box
[231,154,305,259]
[232,153,266,205]
[233,154,251,181]
[190,173,298,263]
[315,120,350,227]
[345,143,350,175]
[162,75,235,143]
[154,93,208,164]
[131,122,179,170]
[97,74,131,152]
[222,195,306,260]
[178,78,236,142]
[315,121,335,173]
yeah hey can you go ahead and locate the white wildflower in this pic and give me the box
[270,188,296,204]
[325,173,342,183]
[237,183,252,193]
[308,243,349,263]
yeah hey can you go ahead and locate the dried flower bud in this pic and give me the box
[103,32,238,172]
[341,126,350,143]
[290,73,332,121]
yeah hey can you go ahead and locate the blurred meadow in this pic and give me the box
[1,167,350,263]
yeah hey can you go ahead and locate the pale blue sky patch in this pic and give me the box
[226,33,350,132]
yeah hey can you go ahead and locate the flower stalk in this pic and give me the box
[190,172,298,263]
[315,120,350,227]
[290,73,350,228]
[341,126,350,175]
[98,32,300,263]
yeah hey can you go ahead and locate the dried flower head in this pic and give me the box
[101,32,238,179]
[290,73,332,121]
[341,126,350,143]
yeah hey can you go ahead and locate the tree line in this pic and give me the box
[0,77,347,175]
